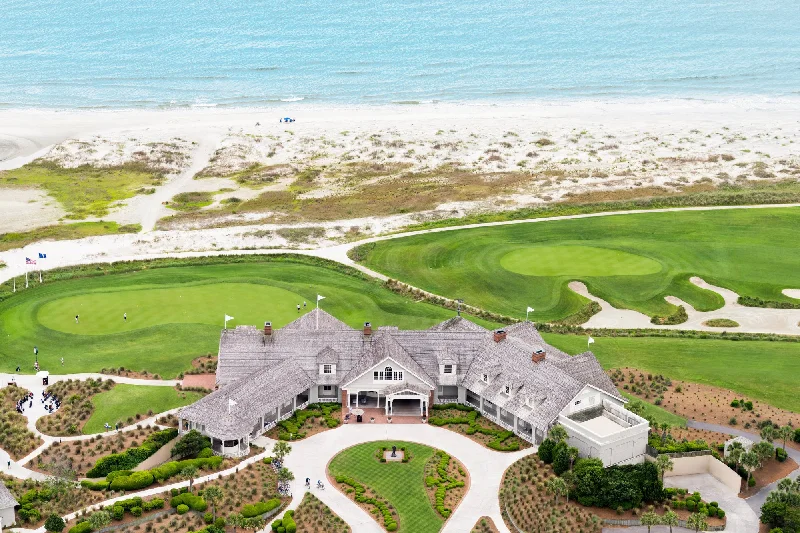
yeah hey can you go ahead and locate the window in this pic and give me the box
[574,399,581,406]
[504,385,510,395]
[482,374,488,382]
[322,364,333,374]
[323,385,332,391]
[443,364,453,374]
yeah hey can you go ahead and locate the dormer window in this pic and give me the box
[443,364,453,374]
[323,364,333,374]
[504,385,510,395]
[482,374,488,383]
[373,366,403,382]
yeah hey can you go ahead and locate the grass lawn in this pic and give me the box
[356,207,800,320]
[619,391,687,428]
[0,257,496,377]
[543,333,800,413]
[328,441,442,533]
[83,384,202,434]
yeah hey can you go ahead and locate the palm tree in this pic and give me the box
[753,441,774,464]
[227,512,246,533]
[760,424,775,443]
[726,440,744,470]
[662,509,679,533]
[686,512,708,532]
[181,465,198,492]
[548,425,568,445]
[741,450,760,489]
[656,454,674,482]
[640,511,661,533]
[660,423,669,446]
[778,425,793,451]
[567,446,579,471]
[204,485,223,519]
[545,476,568,505]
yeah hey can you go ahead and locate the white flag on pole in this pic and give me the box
[225,314,234,322]
[317,295,325,302]
[588,337,595,346]
[527,307,534,313]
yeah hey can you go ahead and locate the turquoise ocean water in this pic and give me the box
[1,0,798,108]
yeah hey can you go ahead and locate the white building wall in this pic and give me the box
[344,358,430,391]
[0,506,16,528]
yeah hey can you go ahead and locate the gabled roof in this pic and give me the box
[340,332,435,388]
[316,347,340,364]
[428,316,487,333]
[382,381,430,396]
[0,481,19,509]
[283,308,353,331]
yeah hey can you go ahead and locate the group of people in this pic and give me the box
[15,391,34,414]
[41,389,61,413]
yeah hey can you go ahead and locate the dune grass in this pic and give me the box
[0,257,496,377]
[83,384,202,434]
[328,441,442,533]
[0,221,141,252]
[543,333,800,413]
[356,207,800,321]
[0,161,165,219]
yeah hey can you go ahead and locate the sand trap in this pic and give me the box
[782,289,800,300]
[0,188,65,233]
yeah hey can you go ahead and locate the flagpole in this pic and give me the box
[25,270,28,288]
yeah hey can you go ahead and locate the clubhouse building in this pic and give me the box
[178,309,649,465]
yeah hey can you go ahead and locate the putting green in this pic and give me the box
[37,283,308,335]
[500,245,662,277]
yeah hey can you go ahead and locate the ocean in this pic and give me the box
[1,0,799,109]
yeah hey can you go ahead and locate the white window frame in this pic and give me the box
[373,366,403,382]
[504,385,510,395]
[322,364,333,374]
[323,385,332,391]
[482,374,488,383]
[443,364,453,374]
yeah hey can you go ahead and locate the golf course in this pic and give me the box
[0,256,497,378]
[355,207,800,321]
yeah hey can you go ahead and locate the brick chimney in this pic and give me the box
[493,329,507,343]
[531,349,546,363]
[363,322,372,336]
[264,321,272,336]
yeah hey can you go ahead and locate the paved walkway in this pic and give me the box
[133,437,179,472]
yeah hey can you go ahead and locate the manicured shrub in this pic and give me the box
[241,498,281,518]
[538,438,556,463]
[171,430,211,459]
[115,497,143,510]
[170,493,208,512]
[776,447,788,462]
[177,504,189,515]
[109,470,154,491]
[204,512,213,524]
[130,507,143,518]
[143,498,165,511]
[749,477,756,487]
[110,505,124,521]
[87,428,178,477]
[80,480,109,491]
[68,522,93,533]
[197,447,214,459]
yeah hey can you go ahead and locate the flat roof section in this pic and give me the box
[578,415,624,438]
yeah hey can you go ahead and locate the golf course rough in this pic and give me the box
[0,258,498,377]
[356,207,800,321]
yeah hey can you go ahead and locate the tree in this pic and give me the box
[662,509,679,533]
[754,441,775,464]
[761,424,776,443]
[548,425,568,445]
[553,444,572,475]
[686,512,708,532]
[640,511,661,533]
[660,423,669,446]
[277,467,295,484]
[742,451,760,489]
[242,517,265,531]
[172,430,211,458]
[227,512,246,533]
[655,454,674,483]
[545,476,568,505]
[272,440,292,462]
[89,510,111,530]
[727,440,745,470]
[204,485,224,519]
[538,438,556,464]
[44,514,66,532]
[778,425,794,451]
[181,465,199,492]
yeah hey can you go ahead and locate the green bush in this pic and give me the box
[538,439,556,463]
[172,430,212,459]
[111,505,125,521]
[275,403,341,440]
[170,493,208,512]
[717,508,726,518]
[115,497,143,510]
[241,498,282,518]
[87,428,178,477]
[68,522,93,533]
[177,504,189,515]
[647,434,709,453]
[80,480,109,491]
[271,510,297,533]
[130,507,143,518]
[197,447,214,459]
[776,447,788,462]
[143,498,165,511]
[109,470,155,491]
[204,512,213,524]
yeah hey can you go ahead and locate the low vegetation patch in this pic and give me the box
[423,450,467,519]
[85,427,177,477]
[471,516,500,533]
[0,221,140,252]
[35,378,115,436]
[702,318,740,327]
[167,191,214,211]
[293,492,352,533]
[0,386,43,460]
[267,403,341,441]
[428,403,529,451]
[1,472,106,528]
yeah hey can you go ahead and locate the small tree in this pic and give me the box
[204,485,224,519]
[277,467,295,485]
[89,510,111,530]
[741,451,760,489]
[753,441,775,464]
[545,476,568,505]
[656,454,674,482]
[778,425,794,451]
[227,512,246,533]
[726,440,744,470]
[548,425,568,445]
[640,511,661,533]
[272,440,292,462]
[686,512,708,532]
[761,424,776,443]
[662,509,679,533]
[172,430,210,458]
[45,514,66,532]
[660,423,669,446]
[181,465,199,492]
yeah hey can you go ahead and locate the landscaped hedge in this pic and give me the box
[242,498,282,518]
[87,428,178,477]
[109,471,155,491]
[429,404,520,451]
[570,459,664,510]
[335,475,398,530]
[170,492,208,512]
[271,510,297,533]
[80,479,110,491]
[102,456,223,491]
[647,434,709,454]
[424,451,465,518]
[68,521,93,533]
[276,403,341,440]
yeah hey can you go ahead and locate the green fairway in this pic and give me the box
[619,391,687,428]
[0,257,497,377]
[543,333,800,413]
[328,441,442,533]
[357,207,800,320]
[83,384,202,434]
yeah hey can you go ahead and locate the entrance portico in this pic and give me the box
[383,382,431,417]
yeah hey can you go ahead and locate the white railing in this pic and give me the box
[317,397,339,403]
[296,401,309,411]
[435,397,459,405]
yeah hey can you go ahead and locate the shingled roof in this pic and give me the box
[182,310,621,438]
[0,482,18,509]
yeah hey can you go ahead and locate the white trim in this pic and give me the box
[341,356,434,389]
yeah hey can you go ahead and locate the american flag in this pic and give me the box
[26,257,36,265]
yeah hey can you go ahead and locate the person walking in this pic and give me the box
[123,312,127,321]
[303,301,307,308]
[297,304,300,313]
[75,314,79,324]
[7,460,10,469]
[61,357,64,366]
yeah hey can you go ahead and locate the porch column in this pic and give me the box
[420,397,424,416]
[479,395,484,412]
[385,395,389,416]
[178,418,184,434]
[293,395,297,411]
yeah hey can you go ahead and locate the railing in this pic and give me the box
[603,517,725,531]
[646,444,712,459]
[296,401,309,411]
[317,397,339,403]
[435,397,459,404]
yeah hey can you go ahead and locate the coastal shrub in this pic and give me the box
[776,448,788,462]
[80,480,109,491]
[130,506,143,518]
[87,428,178,477]
[275,403,341,440]
[170,493,208,512]
[647,434,709,453]
[109,471,154,491]
[428,405,520,450]
[335,476,397,529]
[150,456,223,482]
[142,498,165,511]
[110,505,124,521]
[115,497,143,510]
[171,430,211,459]
[570,459,663,510]
[68,522,93,533]
[538,439,556,464]
[425,451,465,518]
[241,498,281,518]
[204,512,213,524]
[270,511,297,533]
[177,504,189,515]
